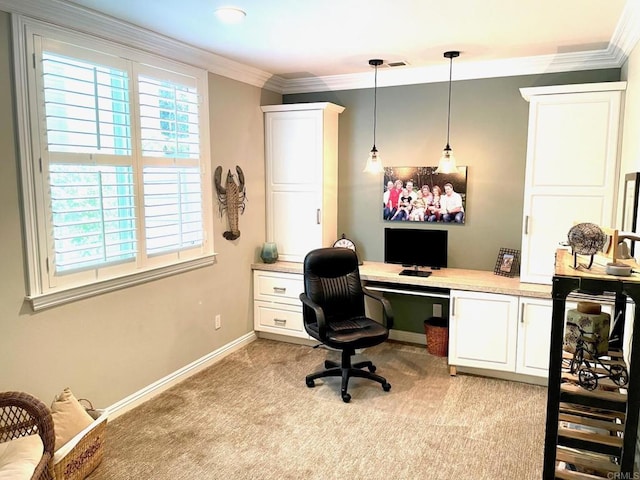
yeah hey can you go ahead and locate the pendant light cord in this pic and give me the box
[373,63,378,148]
[446,55,452,148]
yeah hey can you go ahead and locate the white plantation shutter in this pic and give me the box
[16,24,214,306]
[50,164,137,272]
[137,70,204,257]
[42,51,131,155]
[143,167,203,256]
[138,75,200,159]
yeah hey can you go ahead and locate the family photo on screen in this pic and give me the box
[382,166,468,224]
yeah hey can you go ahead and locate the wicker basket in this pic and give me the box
[53,407,107,480]
[424,317,449,357]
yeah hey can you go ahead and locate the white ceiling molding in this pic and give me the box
[282,50,627,95]
[0,0,277,90]
[1,0,639,96]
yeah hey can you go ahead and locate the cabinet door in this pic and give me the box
[449,290,518,372]
[263,104,343,263]
[520,88,623,284]
[265,110,324,261]
[516,297,617,378]
[517,297,553,377]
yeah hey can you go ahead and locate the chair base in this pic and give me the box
[305,348,391,402]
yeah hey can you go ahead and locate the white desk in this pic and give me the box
[252,261,554,382]
[253,260,551,298]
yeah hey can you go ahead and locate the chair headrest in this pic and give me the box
[303,248,359,278]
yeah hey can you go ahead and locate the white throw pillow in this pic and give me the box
[0,434,44,480]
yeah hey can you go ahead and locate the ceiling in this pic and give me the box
[7,0,639,93]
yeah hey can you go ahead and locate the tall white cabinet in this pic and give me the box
[262,103,345,262]
[519,82,626,284]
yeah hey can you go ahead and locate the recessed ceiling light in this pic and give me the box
[215,7,247,24]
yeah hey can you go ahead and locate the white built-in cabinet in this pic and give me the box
[519,82,626,284]
[448,291,623,379]
[448,290,520,374]
[253,270,308,339]
[261,103,345,262]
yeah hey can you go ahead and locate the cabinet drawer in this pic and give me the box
[254,271,303,304]
[254,301,304,334]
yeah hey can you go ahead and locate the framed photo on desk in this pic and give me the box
[494,248,519,277]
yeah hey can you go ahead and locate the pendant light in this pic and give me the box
[435,51,460,174]
[363,59,384,174]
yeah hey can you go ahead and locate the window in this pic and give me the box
[14,20,214,309]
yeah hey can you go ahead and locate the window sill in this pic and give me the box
[26,254,217,311]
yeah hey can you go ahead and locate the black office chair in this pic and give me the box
[299,247,394,402]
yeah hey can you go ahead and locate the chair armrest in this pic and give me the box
[299,293,328,339]
[362,287,394,329]
[0,391,55,480]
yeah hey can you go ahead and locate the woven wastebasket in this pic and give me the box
[424,317,449,357]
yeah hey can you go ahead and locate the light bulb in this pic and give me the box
[435,147,459,174]
[363,147,384,174]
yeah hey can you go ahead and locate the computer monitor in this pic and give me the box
[384,228,448,275]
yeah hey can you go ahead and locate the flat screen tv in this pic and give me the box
[384,228,448,277]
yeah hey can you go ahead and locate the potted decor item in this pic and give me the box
[260,242,278,263]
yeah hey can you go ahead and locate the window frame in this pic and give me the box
[12,16,215,311]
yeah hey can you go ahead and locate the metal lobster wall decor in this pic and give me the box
[214,165,247,240]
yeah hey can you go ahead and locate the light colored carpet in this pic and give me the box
[88,339,547,479]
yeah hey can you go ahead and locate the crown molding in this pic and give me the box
[282,49,627,95]
[609,0,640,63]
[2,0,639,96]
[0,0,279,91]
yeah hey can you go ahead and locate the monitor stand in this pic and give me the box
[399,269,432,278]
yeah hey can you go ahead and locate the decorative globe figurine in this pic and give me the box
[567,223,606,269]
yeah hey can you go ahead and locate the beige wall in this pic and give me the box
[0,10,281,406]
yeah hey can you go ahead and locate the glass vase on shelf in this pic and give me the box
[260,242,279,263]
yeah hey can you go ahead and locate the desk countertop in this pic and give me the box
[252,260,552,299]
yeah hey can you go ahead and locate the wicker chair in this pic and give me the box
[0,391,55,480]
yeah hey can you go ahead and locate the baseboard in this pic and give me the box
[105,332,258,420]
[453,365,548,386]
[388,329,426,345]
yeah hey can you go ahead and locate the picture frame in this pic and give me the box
[494,248,520,277]
[622,172,640,256]
[382,166,468,224]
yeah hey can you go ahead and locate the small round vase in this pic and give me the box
[260,242,279,263]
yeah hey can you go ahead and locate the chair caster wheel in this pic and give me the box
[368,365,377,373]
[382,382,391,392]
[306,378,315,388]
[341,393,351,403]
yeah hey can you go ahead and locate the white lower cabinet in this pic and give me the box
[449,290,520,373]
[253,270,308,339]
[449,291,622,380]
[517,297,554,377]
[448,290,553,378]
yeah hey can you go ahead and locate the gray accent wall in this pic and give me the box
[286,69,620,271]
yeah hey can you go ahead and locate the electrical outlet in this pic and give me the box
[215,314,221,330]
[433,304,442,318]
